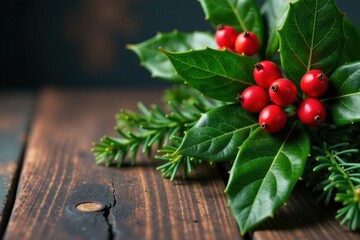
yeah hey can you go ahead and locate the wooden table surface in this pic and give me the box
[0,88,359,240]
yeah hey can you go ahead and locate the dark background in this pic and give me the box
[1,0,359,88]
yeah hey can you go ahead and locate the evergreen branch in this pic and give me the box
[92,86,223,167]
[156,136,203,181]
[306,123,360,230]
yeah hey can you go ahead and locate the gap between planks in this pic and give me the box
[0,91,36,237]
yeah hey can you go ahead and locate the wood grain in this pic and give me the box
[3,88,241,240]
[0,92,34,235]
[253,184,360,240]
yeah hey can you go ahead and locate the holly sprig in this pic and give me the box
[156,136,203,181]
[93,0,360,235]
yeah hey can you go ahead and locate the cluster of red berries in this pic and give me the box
[215,25,329,133]
[237,61,329,133]
[215,25,260,56]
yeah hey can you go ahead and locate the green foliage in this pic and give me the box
[127,31,216,83]
[324,61,360,125]
[95,0,360,235]
[92,86,222,167]
[342,17,360,63]
[278,0,345,85]
[306,123,360,230]
[177,104,257,162]
[199,0,263,44]
[161,48,256,102]
[261,0,295,59]
[156,136,203,181]
[226,121,310,234]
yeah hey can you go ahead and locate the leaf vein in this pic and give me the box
[168,54,251,85]
[179,123,257,153]
[227,0,247,31]
[284,36,307,68]
[243,121,298,229]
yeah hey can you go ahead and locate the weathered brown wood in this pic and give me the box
[3,88,241,240]
[0,92,34,235]
[253,184,360,240]
[5,88,357,240]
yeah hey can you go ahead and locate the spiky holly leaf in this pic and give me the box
[128,31,216,83]
[342,17,360,63]
[261,0,295,59]
[176,104,257,162]
[278,0,345,85]
[324,61,360,125]
[161,48,256,102]
[199,0,263,44]
[226,121,310,234]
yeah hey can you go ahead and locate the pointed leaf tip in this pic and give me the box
[126,44,134,50]
[129,31,215,82]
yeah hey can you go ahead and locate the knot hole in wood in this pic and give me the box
[75,201,105,213]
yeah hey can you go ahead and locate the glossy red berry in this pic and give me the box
[238,86,269,113]
[235,31,260,56]
[253,61,282,88]
[300,70,329,97]
[298,98,327,126]
[259,105,287,133]
[215,25,238,49]
[269,78,298,106]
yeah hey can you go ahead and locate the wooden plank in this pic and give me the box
[253,184,360,240]
[0,92,35,235]
[3,88,241,240]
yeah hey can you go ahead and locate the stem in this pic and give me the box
[323,143,357,194]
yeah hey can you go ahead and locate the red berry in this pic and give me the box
[215,25,238,49]
[269,78,298,106]
[253,61,282,88]
[300,70,329,97]
[235,31,260,56]
[238,86,269,113]
[259,105,287,133]
[298,98,327,126]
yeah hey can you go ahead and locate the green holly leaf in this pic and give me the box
[324,61,360,125]
[127,31,216,83]
[161,48,256,102]
[176,104,257,162]
[199,0,263,44]
[341,17,360,63]
[278,0,345,85]
[261,0,295,59]
[226,121,310,234]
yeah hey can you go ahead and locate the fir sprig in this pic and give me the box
[307,123,360,230]
[92,86,222,168]
[156,136,203,181]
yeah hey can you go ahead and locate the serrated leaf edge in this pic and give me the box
[160,47,254,86]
